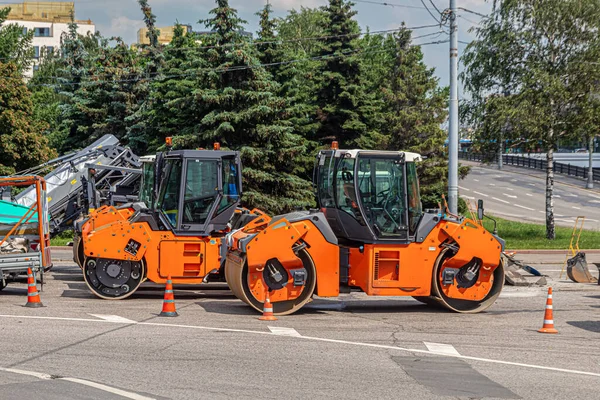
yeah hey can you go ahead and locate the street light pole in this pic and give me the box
[448,0,459,213]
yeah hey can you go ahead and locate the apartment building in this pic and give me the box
[1,2,95,77]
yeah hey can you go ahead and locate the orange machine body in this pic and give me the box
[228,214,501,303]
[82,214,222,285]
[225,148,504,315]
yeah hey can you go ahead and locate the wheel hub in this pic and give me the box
[83,257,144,299]
[106,263,122,278]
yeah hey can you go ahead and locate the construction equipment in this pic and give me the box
[78,146,248,299]
[502,252,547,286]
[7,135,141,237]
[0,176,51,291]
[560,216,598,283]
[566,252,598,284]
[73,155,155,268]
[225,145,505,315]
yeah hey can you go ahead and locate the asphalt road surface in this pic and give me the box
[460,162,600,230]
[1,256,600,400]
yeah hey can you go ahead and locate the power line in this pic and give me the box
[457,7,487,18]
[0,23,443,63]
[10,39,449,89]
[351,0,427,10]
[419,0,442,24]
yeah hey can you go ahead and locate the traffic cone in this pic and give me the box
[159,275,178,317]
[259,286,277,321]
[538,287,558,334]
[24,268,44,308]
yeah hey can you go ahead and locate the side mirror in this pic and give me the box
[477,199,484,221]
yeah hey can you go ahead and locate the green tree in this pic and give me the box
[373,30,454,208]
[0,7,33,73]
[314,0,380,148]
[0,63,56,174]
[172,0,314,213]
[462,0,600,239]
[126,0,166,154]
[62,38,142,148]
[130,23,206,153]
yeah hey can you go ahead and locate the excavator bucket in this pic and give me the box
[566,252,598,284]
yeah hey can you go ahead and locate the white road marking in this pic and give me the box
[567,194,578,197]
[489,183,496,186]
[526,193,533,197]
[503,194,517,199]
[499,291,539,298]
[587,218,599,222]
[61,377,155,400]
[458,186,471,191]
[513,204,534,211]
[555,195,561,198]
[491,197,510,204]
[511,179,518,182]
[463,195,476,200]
[2,315,600,378]
[0,368,154,400]
[89,314,137,324]
[424,342,461,356]
[528,183,536,186]
[268,326,302,337]
[572,206,581,210]
[590,200,600,204]
[506,187,514,191]
[473,191,489,197]
[474,179,479,182]
[0,367,52,380]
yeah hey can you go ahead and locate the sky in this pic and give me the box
[13,0,493,90]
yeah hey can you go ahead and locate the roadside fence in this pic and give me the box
[459,152,600,183]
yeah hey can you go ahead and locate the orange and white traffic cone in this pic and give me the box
[159,275,178,317]
[259,286,277,321]
[24,268,44,308]
[538,287,558,334]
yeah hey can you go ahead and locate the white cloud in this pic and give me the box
[96,16,145,43]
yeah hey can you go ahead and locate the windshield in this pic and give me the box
[356,157,408,237]
[139,161,155,207]
[182,159,219,225]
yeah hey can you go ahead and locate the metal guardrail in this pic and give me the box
[459,152,600,182]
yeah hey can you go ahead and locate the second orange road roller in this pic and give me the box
[225,144,505,315]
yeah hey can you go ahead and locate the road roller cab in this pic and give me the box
[81,148,244,299]
[225,145,505,315]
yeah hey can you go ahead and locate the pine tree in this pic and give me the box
[126,0,166,154]
[0,63,56,174]
[314,0,380,148]
[62,38,142,148]
[130,24,207,153]
[378,31,452,208]
[172,0,314,214]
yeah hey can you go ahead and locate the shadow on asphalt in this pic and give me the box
[567,320,600,333]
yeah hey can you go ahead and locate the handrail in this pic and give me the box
[459,152,600,183]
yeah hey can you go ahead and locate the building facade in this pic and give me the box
[1,2,95,77]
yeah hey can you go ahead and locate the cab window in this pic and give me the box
[182,159,218,225]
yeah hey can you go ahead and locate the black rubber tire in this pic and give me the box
[431,247,504,313]
[230,249,317,316]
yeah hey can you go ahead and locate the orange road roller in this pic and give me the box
[77,148,259,299]
[225,146,505,315]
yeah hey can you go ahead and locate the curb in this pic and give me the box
[506,249,600,254]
